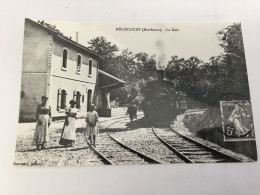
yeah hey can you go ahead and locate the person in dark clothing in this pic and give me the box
[133,104,137,119]
[127,103,136,122]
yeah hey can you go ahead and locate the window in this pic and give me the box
[89,59,93,75]
[62,49,68,69]
[61,90,67,109]
[76,54,81,73]
[57,88,67,111]
[73,91,81,109]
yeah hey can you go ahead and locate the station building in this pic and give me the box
[19,19,125,122]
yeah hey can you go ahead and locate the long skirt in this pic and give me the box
[86,123,99,137]
[32,114,49,146]
[59,117,76,146]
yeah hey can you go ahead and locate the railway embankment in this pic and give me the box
[171,111,256,161]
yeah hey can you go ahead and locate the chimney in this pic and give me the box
[75,32,79,43]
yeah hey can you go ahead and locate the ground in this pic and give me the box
[14,110,254,166]
[14,109,133,166]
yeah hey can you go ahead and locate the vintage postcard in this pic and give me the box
[14,19,257,166]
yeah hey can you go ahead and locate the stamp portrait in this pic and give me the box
[220,100,255,141]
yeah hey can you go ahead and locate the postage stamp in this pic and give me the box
[220,100,255,142]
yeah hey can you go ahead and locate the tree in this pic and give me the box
[134,52,157,81]
[217,23,250,98]
[88,36,119,59]
[88,36,157,105]
[164,23,251,107]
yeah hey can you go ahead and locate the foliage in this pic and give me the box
[88,36,119,59]
[88,23,250,107]
[88,37,157,105]
[165,23,250,107]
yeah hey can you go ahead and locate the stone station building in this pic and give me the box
[19,19,125,122]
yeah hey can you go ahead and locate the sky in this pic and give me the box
[43,20,234,66]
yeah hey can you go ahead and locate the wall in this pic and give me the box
[52,38,98,83]
[50,39,99,117]
[19,20,52,122]
[49,75,96,117]
[19,20,101,121]
[22,20,52,73]
[19,74,49,122]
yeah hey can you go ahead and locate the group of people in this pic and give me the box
[32,95,99,150]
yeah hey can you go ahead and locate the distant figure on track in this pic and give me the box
[127,103,136,122]
[133,104,137,119]
[59,100,78,147]
[32,95,52,150]
[85,104,99,147]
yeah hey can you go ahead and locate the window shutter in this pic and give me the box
[65,90,68,108]
[61,89,67,109]
[57,88,62,110]
[65,90,68,107]
[73,90,77,100]
[77,55,81,72]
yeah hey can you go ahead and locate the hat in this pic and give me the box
[41,95,48,100]
[69,99,77,105]
[90,104,96,109]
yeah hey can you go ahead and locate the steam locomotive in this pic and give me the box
[143,70,187,122]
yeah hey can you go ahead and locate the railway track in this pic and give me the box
[87,118,162,165]
[89,115,243,164]
[152,127,243,163]
[110,127,185,164]
[98,113,144,127]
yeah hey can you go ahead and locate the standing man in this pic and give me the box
[133,104,137,119]
[127,103,135,122]
[32,95,52,150]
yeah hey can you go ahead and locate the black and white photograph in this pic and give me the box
[13,19,257,166]
[2,1,260,195]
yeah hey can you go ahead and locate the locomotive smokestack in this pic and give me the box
[157,70,164,81]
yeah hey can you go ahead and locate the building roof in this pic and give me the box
[98,70,126,84]
[98,70,126,90]
[25,18,104,60]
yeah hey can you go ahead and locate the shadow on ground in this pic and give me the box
[76,117,173,133]
[17,145,69,153]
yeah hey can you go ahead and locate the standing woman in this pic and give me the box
[59,100,78,147]
[32,95,52,150]
[85,104,99,147]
